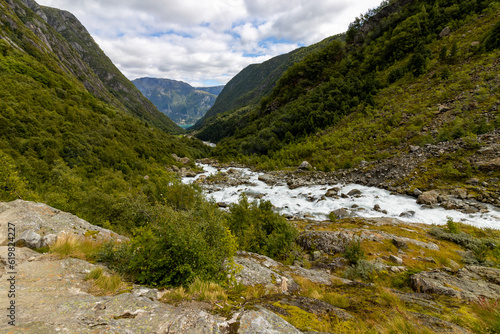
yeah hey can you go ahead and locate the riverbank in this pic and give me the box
[183,161,500,229]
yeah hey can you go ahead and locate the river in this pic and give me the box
[183,164,500,229]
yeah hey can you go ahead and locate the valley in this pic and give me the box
[0,0,499,332]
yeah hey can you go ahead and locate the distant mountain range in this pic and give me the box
[132,78,224,126]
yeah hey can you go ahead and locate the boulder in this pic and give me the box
[258,174,275,185]
[347,189,362,197]
[297,230,357,254]
[14,230,42,249]
[399,211,415,218]
[233,251,299,292]
[331,208,350,219]
[417,190,439,205]
[0,200,127,246]
[389,255,403,265]
[325,187,339,197]
[239,308,300,334]
[298,161,312,170]
[439,26,450,37]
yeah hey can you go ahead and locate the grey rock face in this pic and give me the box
[239,308,301,334]
[233,251,299,292]
[411,266,500,300]
[0,200,127,247]
[14,230,42,249]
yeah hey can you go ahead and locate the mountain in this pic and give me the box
[132,77,224,126]
[191,34,345,135]
[40,6,182,134]
[0,0,209,230]
[206,0,499,197]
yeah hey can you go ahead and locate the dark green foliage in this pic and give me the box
[428,225,498,264]
[0,2,210,231]
[41,6,182,134]
[194,33,346,134]
[98,203,237,287]
[345,260,378,282]
[202,0,496,165]
[343,239,366,265]
[483,19,500,51]
[227,195,298,259]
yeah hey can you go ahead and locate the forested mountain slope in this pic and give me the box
[0,0,208,231]
[208,0,499,193]
[132,77,224,126]
[40,5,182,134]
[192,34,345,135]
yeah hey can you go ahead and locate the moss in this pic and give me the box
[272,302,332,332]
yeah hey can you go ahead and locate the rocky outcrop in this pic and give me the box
[411,266,500,300]
[0,249,304,333]
[297,226,439,255]
[0,200,127,248]
[239,308,301,334]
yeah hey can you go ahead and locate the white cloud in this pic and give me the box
[37,0,383,86]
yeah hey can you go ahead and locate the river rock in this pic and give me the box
[347,189,362,197]
[331,208,350,219]
[417,190,439,205]
[410,266,500,300]
[325,187,339,197]
[399,211,415,218]
[258,174,275,185]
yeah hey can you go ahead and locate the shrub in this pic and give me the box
[446,217,460,234]
[343,239,365,265]
[227,194,298,259]
[345,260,378,282]
[98,203,238,287]
[484,20,500,51]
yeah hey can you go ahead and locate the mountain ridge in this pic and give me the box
[132,77,224,126]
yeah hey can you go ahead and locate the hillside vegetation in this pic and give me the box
[0,0,206,230]
[207,0,499,191]
[192,34,345,136]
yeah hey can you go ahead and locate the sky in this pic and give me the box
[36,0,383,87]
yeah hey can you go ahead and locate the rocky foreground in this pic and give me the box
[1,200,500,333]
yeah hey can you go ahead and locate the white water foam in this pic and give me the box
[183,164,500,229]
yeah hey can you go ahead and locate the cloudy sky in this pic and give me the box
[37,0,383,86]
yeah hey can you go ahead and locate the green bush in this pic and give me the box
[483,20,500,51]
[343,239,365,265]
[98,203,237,287]
[227,194,298,259]
[345,260,378,282]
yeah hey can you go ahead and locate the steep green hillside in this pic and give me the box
[192,34,345,136]
[40,6,182,134]
[0,0,209,231]
[210,0,499,191]
[132,77,224,126]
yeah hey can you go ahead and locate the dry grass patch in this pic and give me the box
[84,267,128,296]
[49,232,104,261]
[161,277,228,304]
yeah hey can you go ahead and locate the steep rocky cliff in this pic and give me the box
[1,0,181,133]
